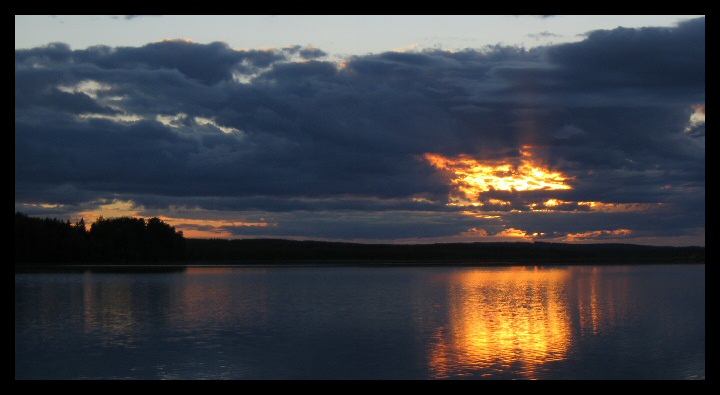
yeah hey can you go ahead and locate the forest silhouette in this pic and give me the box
[15,211,704,266]
[15,211,186,264]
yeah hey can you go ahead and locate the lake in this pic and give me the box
[15,264,705,380]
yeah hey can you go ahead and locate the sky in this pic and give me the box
[15,15,705,246]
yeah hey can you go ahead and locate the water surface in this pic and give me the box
[15,264,705,380]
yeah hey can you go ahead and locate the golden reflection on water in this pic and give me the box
[427,267,572,379]
[68,265,635,378]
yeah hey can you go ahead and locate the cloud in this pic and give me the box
[14,18,705,246]
[109,15,163,21]
[527,31,563,41]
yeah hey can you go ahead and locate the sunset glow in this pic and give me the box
[688,104,705,126]
[15,16,705,247]
[424,152,573,206]
[14,14,706,382]
[159,217,274,239]
[76,199,141,225]
[428,268,572,379]
[566,229,632,241]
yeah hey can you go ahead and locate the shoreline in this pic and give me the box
[15,260,704,273]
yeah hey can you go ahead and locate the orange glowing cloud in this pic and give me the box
[496,228,531,238]
[565,229,632,241]
[685,103,705,134]
[459,227,539,241]
[76,199,141,225]
[690,103,705,122]
[423,152,573,206]
[464,227,489,236]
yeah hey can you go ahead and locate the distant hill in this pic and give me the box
[183,238,704,265]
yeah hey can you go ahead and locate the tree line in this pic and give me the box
[15,212,185,264]
[183,238,705,264]
[15,211,704,266]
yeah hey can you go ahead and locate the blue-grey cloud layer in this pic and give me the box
[15,17,705,245]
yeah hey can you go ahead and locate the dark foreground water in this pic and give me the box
[15,264,705,380]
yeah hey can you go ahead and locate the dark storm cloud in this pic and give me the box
[74,40,285,85]
[546,17,705,90]
[15,18,705,244]
[220,211,478,240]
[16,40,287,86]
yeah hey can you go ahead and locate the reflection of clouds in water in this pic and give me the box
[16,265,705,379]
[424,266,642,379]
[427,267,573,379]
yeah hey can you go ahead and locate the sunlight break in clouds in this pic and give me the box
[75,199,142,227]
[13,17,705,247]
[57,80,113,100]
[565,229,633,241]
[685,103,705,134]
[423,151,573,206]
[690,104,705,124]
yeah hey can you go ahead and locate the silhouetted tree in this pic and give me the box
[15,212,88,263]
[16,212,187,265]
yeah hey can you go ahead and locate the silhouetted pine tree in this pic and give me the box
[15,212,186,265]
